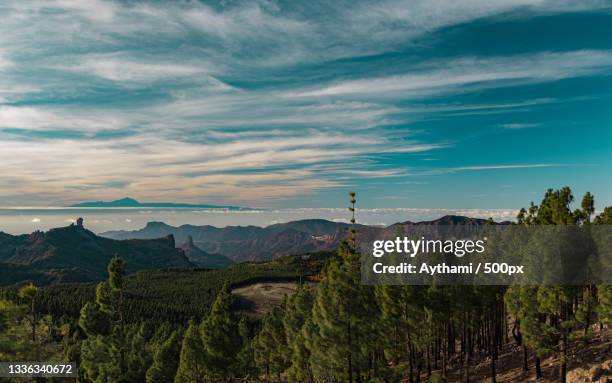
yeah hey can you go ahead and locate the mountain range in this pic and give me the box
[70,197,251,210]
[102,219,358,262]
[102,215,501,262]
[0,215,501,286]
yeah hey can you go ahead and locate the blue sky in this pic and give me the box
[0,1,611,210]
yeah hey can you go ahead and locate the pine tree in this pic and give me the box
[283,285,314,382]
[375,285,403,366]
[594,206,612,327]
[254,304,290,382]
[18,283,38,344]
[124,323,152,382]
[235,316,257,379]
[505,286,529,373]
[594,206,612,225]
[146,331,181,383]
[0,298,27,360]
[78,302,111,336]
[0,294,57,363]
[81,334,120,382]
[306,192,383,382]
[510,187,598,383]
[376,285,417,367]
[79,256,131,383]
[308,242,381,383]
[62,327,88,382]
[175,320,206,383]
[17,282,45,361]
[580,192,595,223]
[597,286,612,325]
[200,281,241,381]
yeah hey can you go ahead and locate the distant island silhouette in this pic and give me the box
[70,197,253,210]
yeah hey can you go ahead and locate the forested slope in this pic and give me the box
[0,224,192,285]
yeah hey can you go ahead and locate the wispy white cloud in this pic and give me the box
[0,126,440,203]
[0,106,129,131]
[390,163,575,178]
[380,144,448,154]
[149,97,396,131]
[293,50,612,98]
[0,0,609,206]
[41,0,118,23]
[72,55,212,84]
[181,3,309,40]
[3,0,609,71]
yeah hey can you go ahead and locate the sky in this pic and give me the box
[0,0,611,210]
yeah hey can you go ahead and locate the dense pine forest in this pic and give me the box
[1,187,611,382]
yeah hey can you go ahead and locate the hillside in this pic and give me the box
[0,221,192,286]
[12,251,333,324]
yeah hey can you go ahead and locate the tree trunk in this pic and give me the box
[535,357,542,379]
[416,357,422,383]
[447,320,453,357]
[442,342,447,376]
[464,350,470,383]
[559,303,568,383]
[347,319,353,383]
[408,338,414,383]
[584,285,591,339]
[559,336,567,383]
[427,345,431,377]
[512,320,520,344]
[490,312,497,383]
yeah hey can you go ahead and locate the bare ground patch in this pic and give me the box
[232,282,300,316]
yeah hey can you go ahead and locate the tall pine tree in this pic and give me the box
[283,285,314,382]
[175,320,206,383]
[199,281,241,381]
[79,256,129,383]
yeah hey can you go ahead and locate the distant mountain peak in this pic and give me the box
[70,198,252,210]
[401,215,496,226]
[114,197,140,204]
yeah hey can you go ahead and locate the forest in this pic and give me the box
[1,187,611,383]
